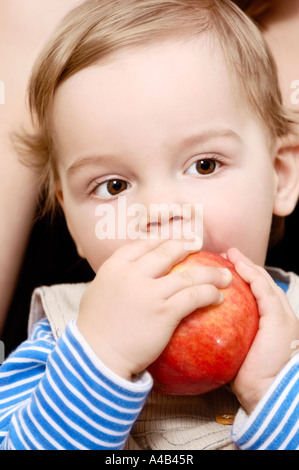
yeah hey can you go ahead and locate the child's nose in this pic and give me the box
[145,203,184,227]
[139,201,194,240]
[136,181,202,240]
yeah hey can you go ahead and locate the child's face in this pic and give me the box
[53,39,281,272]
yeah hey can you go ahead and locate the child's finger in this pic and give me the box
[135,237,202,277]
[227,247,294,318]
[234,259,278,312]
[227,247,275,284]
[165,284,224,323]
[159,266,232,298]
[108,237,168,263]
[229,252,294,326]
[109,236,201,265]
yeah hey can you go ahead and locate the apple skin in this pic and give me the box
[148,251,259,395]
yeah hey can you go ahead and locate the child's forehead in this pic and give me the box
[53,34,267,135]
[53,38,240,125]
[52,37,272,167]
[54,37,237,106]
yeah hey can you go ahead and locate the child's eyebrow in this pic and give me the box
[179,127,242,149]
[66,127,241,177]
[66,154,117,178]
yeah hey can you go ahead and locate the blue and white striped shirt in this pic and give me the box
[0,320,152,450]
[0,319,298,450]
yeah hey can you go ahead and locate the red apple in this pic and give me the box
[148,251,259,395]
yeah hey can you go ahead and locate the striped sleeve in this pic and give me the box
[0,319,152,450]
[232,354,299,450]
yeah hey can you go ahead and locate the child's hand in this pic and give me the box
[77,238,232,381]
[226,248,299,415]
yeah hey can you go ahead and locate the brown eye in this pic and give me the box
[94,178,129,198]
[106,179,128,195]
[196,159,216,175]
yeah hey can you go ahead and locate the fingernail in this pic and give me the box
[184,236,202,251]
[219,268,232,282]
[193,236,203,249]
[213,291,224,305]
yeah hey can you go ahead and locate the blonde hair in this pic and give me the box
[19,0,296,216]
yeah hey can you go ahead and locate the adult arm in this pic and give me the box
[0,0,84,333]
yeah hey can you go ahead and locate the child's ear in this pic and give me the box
[273,136,299,217]
[55,180,86,259]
